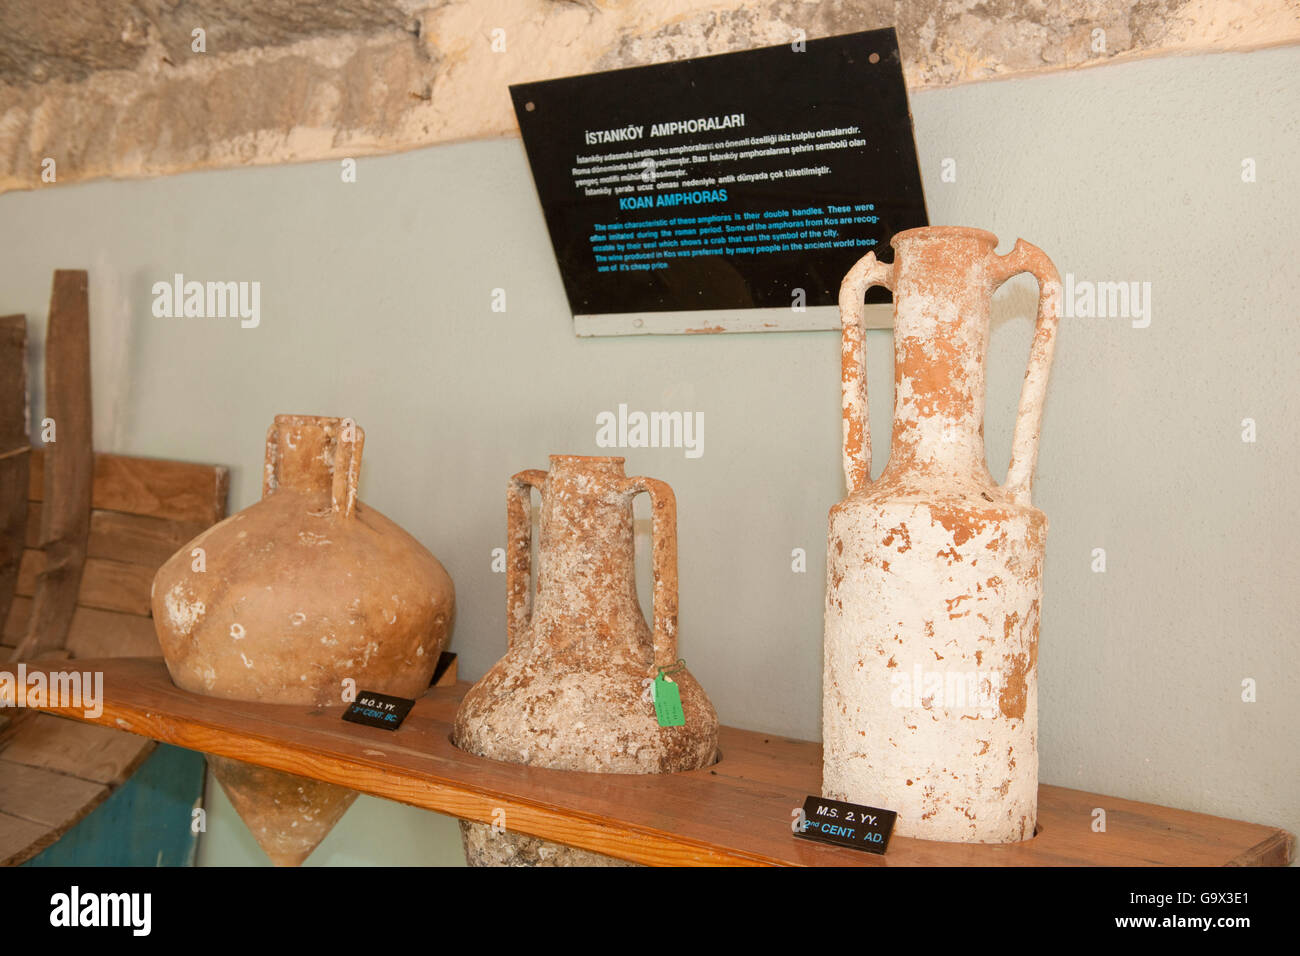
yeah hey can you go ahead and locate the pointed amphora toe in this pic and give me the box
[208,756,357,866]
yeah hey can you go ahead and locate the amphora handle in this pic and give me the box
[991,240,1063,506]
[505,469,548,649]
[624,476,679,670]
[839,252,895,494]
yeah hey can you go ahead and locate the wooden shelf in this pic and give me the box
[4,658,1292,866]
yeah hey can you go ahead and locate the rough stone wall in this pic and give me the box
[2,0,1296,194]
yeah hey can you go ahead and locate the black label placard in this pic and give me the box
[795,795,896,854]
[510,28,927,321]
[341,690,415,731]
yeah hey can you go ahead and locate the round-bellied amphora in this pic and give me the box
[453,455,717,866]
[824,227,1063,843]
[151,414,455,865]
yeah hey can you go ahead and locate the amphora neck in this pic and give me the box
[263,415,363,516]
[884,228,1000,483]
[533,456,648,655]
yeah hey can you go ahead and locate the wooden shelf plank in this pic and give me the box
[28,448,230,526]
[3,658,1291,867]
[27,503,212,567]
[0,760,108,829]
[1,713,154,786]
[17,550,154,616]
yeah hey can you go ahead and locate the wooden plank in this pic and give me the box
[0,758,107,829]
[14,548,36,596]
[0,811,50,866]
[28,504,207,566]
[14,271,92,659]
[0,316,27,450]
[0,712,23,748]
[1,714,154,786]
[0,315,29,630]
[0,755,110,866]
[16,550,153,616]
[1232,830,1296,866]
[7,657,1291,868]
[5,597,161,656]
[22,744,205,867]
[87,454,228,526]
[64,607,161,658]
[28,448,229,525]
[87,509,207,567]
[75,557,154,617]
[4,595,30,642]
[0,458,27,621]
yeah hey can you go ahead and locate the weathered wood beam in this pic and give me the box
[0,315,28,629]
[12,271,92,660]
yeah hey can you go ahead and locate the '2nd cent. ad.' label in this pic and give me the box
[794,795,897,854]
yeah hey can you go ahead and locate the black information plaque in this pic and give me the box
[341,690,416,731]
[795,795,897,854]
[511,29,927,327]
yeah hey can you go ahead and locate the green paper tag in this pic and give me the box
[653,673,685,727]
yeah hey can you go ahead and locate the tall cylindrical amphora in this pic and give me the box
[824,228,1063,843]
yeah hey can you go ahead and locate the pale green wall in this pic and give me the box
[1,46,1295,866]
